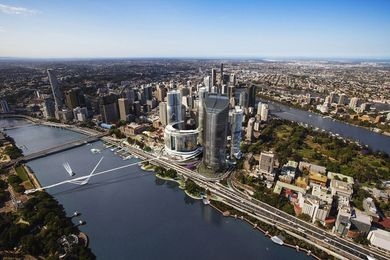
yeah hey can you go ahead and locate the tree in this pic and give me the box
[298,213,312,222]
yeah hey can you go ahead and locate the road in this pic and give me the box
[106,139,388,260]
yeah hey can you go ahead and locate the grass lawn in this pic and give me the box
[15,165,29,182]
[15,165,34,189]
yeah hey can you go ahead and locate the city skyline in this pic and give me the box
[0,0,390,59]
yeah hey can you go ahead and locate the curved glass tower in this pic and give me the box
[203,94,229,172]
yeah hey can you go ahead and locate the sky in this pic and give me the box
[0,0,389,58]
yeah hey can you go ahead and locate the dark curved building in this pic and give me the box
[203,94,229,172]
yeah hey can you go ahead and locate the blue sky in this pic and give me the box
[0,0,389,58]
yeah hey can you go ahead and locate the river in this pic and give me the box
[2,119,308,260]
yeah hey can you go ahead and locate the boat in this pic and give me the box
[90,148,101,154]
[270,236,284,245]
[63,162,75,176]
[123,155,133,160]
[202,197,210,205]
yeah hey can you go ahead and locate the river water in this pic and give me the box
[2,119,307,260]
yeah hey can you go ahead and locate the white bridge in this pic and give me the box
[25,156,158,194]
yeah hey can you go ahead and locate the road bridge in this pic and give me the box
[1,133,107,169]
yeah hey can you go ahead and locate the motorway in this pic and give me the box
[105,138,388,260]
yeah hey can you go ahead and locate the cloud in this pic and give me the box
[0,3,39,15]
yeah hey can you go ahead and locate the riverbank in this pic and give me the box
[23,164,42,189]
[209,200,341,260]
[257,93,390,138]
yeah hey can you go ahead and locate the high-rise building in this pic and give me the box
[197,87,208,145]
[349,97,360,109]
[211,68,217,87]
[260,103,269,122]
[239,91,248,108]
[230,73,236,86]
[203,95,229,172]
[204,76,211,92]
[159,102,168,126]
[247,85,256,108]
[64,87,85,109]
[329,92,337,104]
[73,107,88,122]
[231,107,243,158]
[0,99,10,113]
[100,94,119,124]
[256,101,263,115]
[126,88,136,103]
[220,63,224,81]
[246,117,256,141]
[156,85,167,102]
[338,94,347,105]
[167,90,183,127]
[47,69,64,110]
[41,98,55,119]
[118,98,131,121]
[143,85,153,101]
[227,85,235,100]
[229,97,236,108]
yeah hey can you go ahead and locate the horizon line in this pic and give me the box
[1,55,390,61]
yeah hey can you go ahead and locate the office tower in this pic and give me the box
[211,68,217,87]
[182,95,194,110]
[0,99,10,113]
[259,152,275,175]
[203,95,229,172]
[204,76,211,92]
[167,90,183,127]
[227,85,235,100]
[133,101,141,117]
[239,91,248,108]
[349,97,360,109]
[338,94,347,105]
[221,84,228,95]
[197,87,208,145]
[229,97,236,108]
[42,98,55,119]
[329,92,336,104]
[247,85,256,108]
[220,63,224,81]
[118,98,131,121]
[73,107,88,122]
[231,107,243,159]
[156,85,167,102]
[260,103,269,122]
[64,87,85,109]
[100,94,119,124]
[126,88,136,103]
[257,101,263,115]
[47,69,64,110]
[159,102,168,126]
[246,117,256,141]
[230,73,236,86]
[143,85,153,101]
[254,120,261,132]
[222,74,230,86]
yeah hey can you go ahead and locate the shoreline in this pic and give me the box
[257,93,390,139]
[23,164,42,189]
